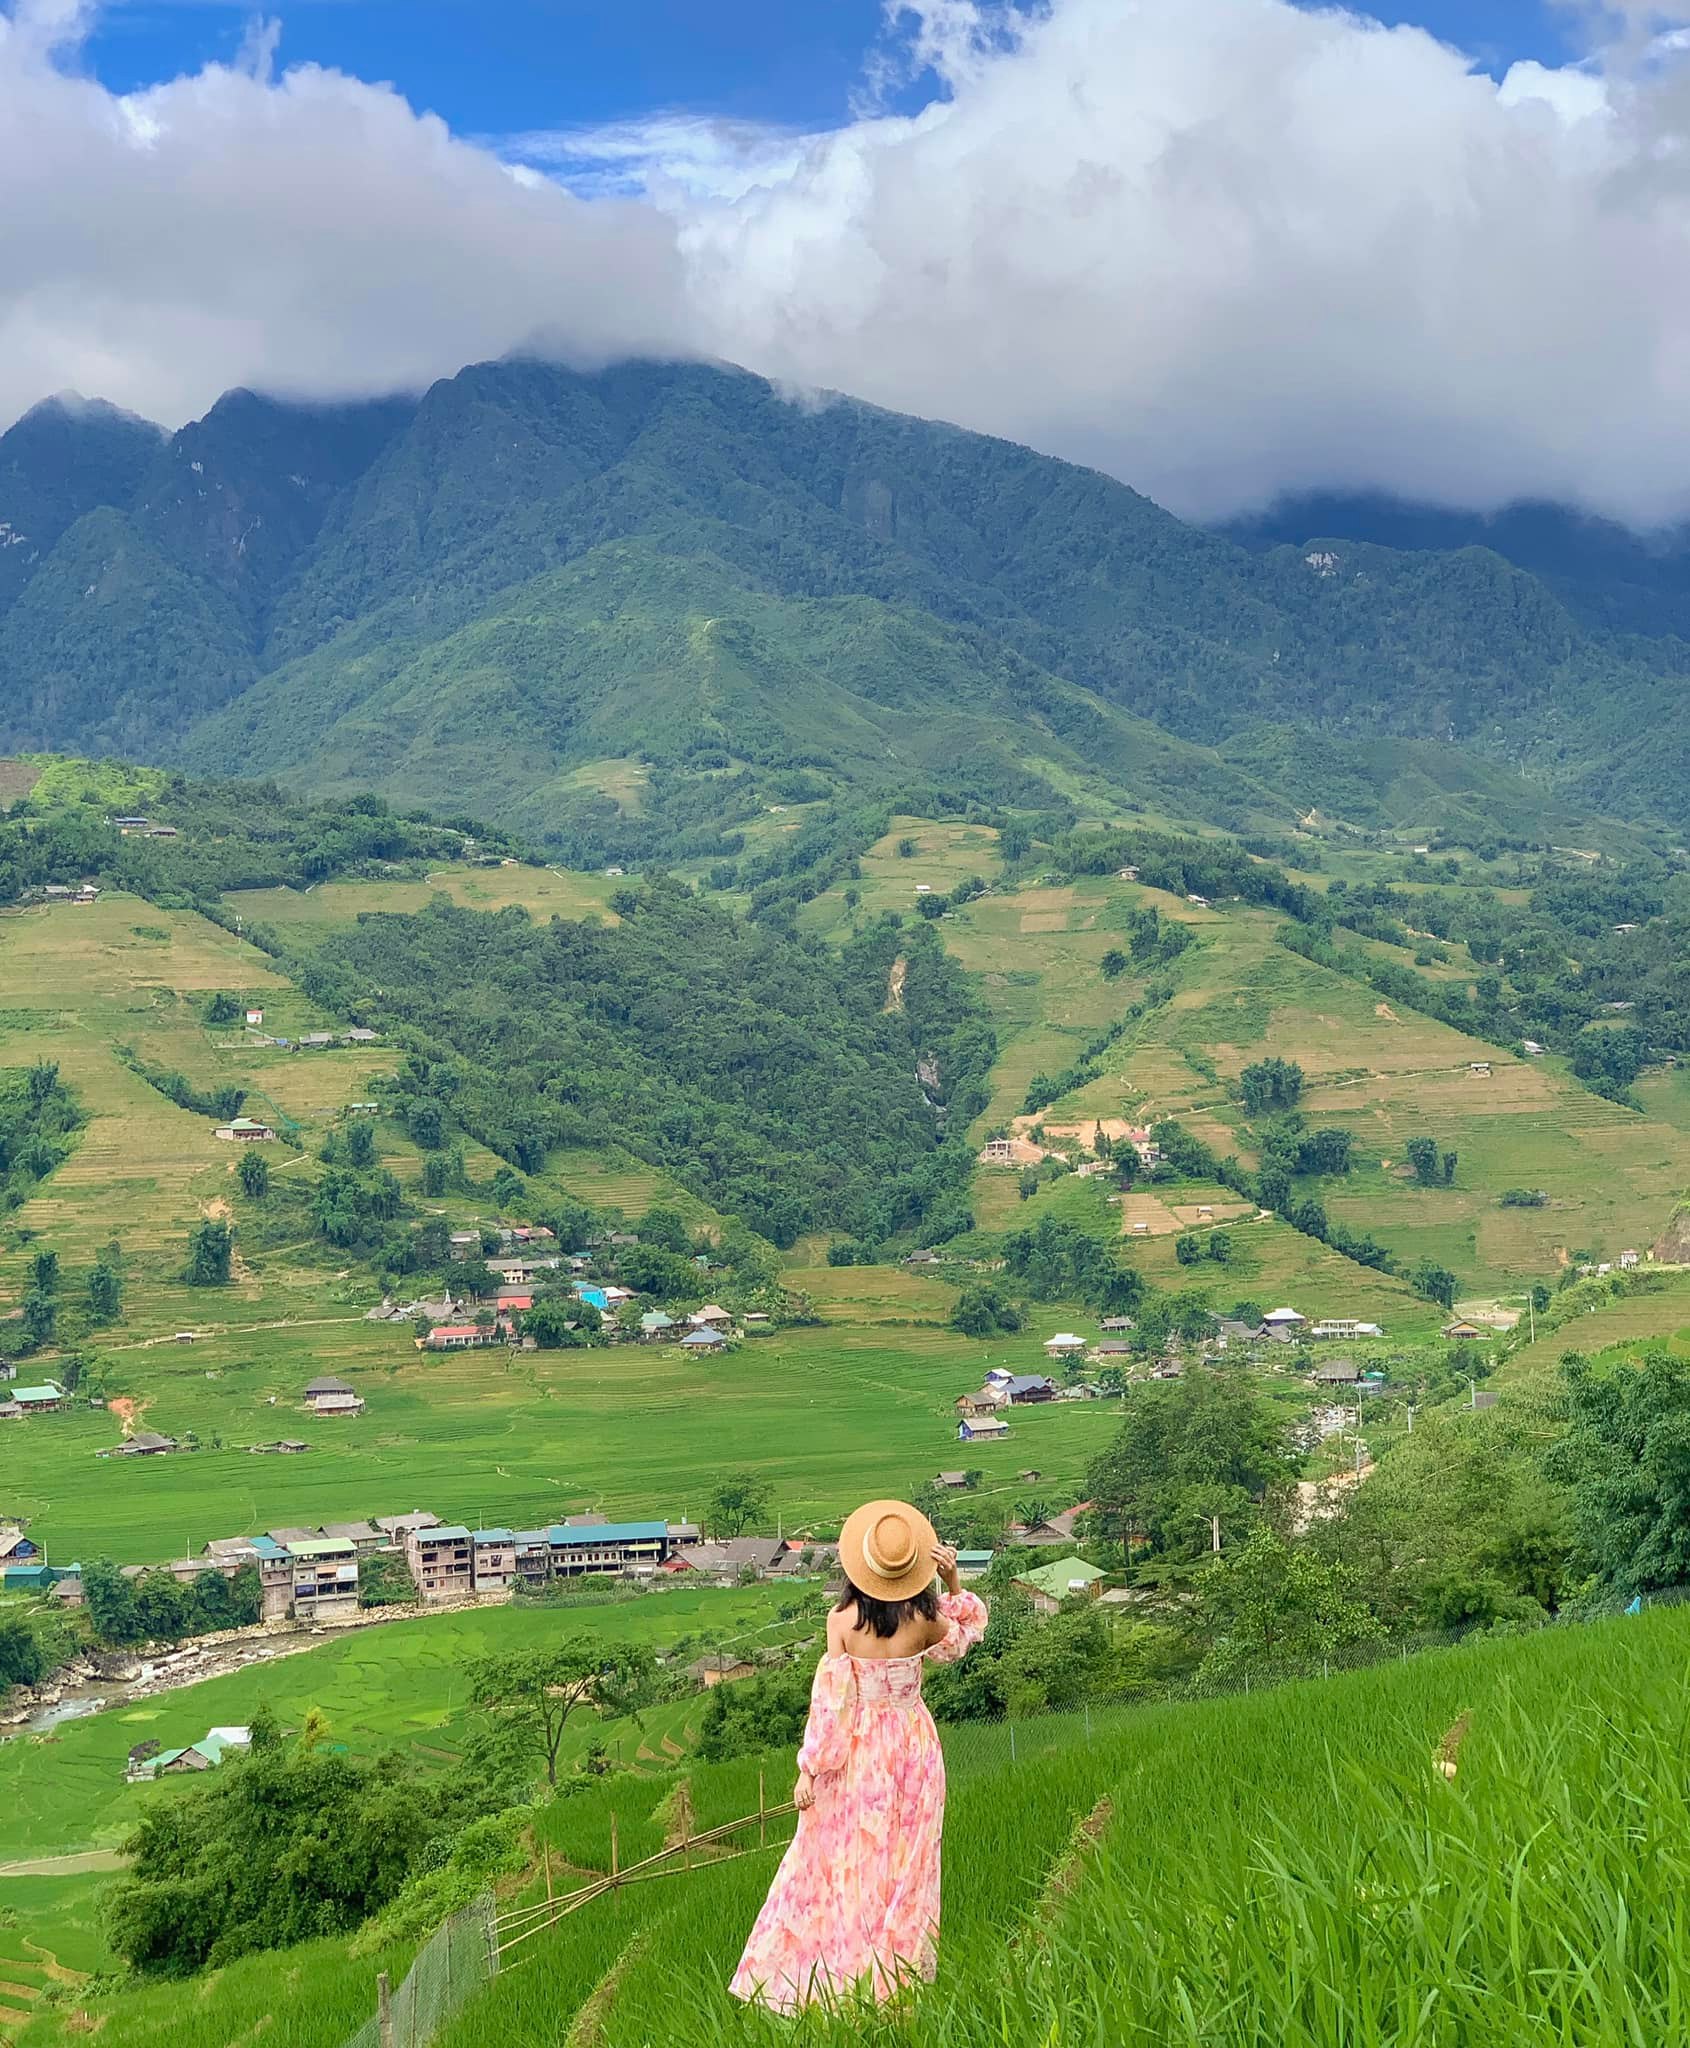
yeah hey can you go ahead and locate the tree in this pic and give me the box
[420,1154,448,1198]
[1192,1528,1385,1680]
[1174,1232,1203,1266]
[406,1099,446,1150]
[0,1614,45,1690]
[1016,1496,1055,1532]
[1299,1128,1354,1176]
[638,1207,693,1255]
[1441,1150,1458,1186]
[1086,1368,1296,1565]
[238,1147,270,1199]
[1549,1347,1690,1594]
[950,1283,1021,1338]
[20,1290,56,1347]
[1411,1260,1459,1309]
[468,1639,654,1786]
[522,1296,589,1349]
[709,1473,774,1537]
[896,838,917,858]
[1207,1229,1234,1264]
[87,1259,123,1322]
[83,1558,143,1646]
[1100,949,1128,979]
[133,1569,189,1645]
[184,1219,233,1286]
[1239,1058,1304,1113]
[345,1120,376,1168]
[1530,1283,1552,1314]
[30,1248,59,1294]
[1405,1136,1441,1186]
[204,992,241,1026]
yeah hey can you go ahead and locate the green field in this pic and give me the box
[0,1586,799,1866]
[10,1321,1116,1565]
[21,1600,1690,2047]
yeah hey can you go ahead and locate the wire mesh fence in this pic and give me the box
[338,1893,497,2048]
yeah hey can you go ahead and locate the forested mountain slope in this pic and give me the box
[4,358,1690,842]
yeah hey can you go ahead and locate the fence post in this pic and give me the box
[1010,1722,1017,1766]
[1084,1702,1091,1742]
[1323,1659,1329,1680]
[543,1841,553,1907]
[377,1971,395,2048]
[758,1770,766,1848]
[610,1812,619,1887]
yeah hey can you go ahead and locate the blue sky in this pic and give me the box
[84,0,1581,137]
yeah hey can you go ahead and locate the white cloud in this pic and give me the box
[13,0,1690,526]
[0,2,688,430]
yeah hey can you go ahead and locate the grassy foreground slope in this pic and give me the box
[423,1603,1690,2048]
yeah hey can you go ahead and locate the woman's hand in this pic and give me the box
[932,1542,961,1595]
[793,1769,817,1811]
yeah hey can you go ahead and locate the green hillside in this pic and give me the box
[15,1604,1690,2047]
[5,361,1690,857]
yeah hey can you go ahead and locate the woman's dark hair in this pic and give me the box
[835,1576,940,1640]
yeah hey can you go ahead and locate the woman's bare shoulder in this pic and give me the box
[825,1606,848,1654]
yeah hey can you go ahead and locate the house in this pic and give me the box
[288,1537,359,1619]
[0,1530,39,1565]
[494,1291,534,1314]
[958,1415,1010,1442]
[303,1375,355,1402]
[1469,1061,1491,1077]
[319,1520,383,1555]
[406,1524,475,1603]
[1092,1340,1132,1358]
[12,1383,64,1413]
[214,1116,274,1142]
[249,1438,311,1455]
[680,1327,728,1352]
[0,1362,14,1383]
[1259,1307,1307,1334]
[298,1033,335,1049]
[689,1305,733,1331]
[1042,1333,1087,1360]
[1100,1316,1135,1332]
[1522,1040,1546,1057]
[934,1470,972,1490]
[546,1520,672,1578]
[1017,1470,1041,1484]
[671,1537,787,1579]
[1309,1318,1383,1341]
[131,1726,251,1780]
[956,1388,1008,1417]
[956,1549,995,1579]
[1620,1249,1641,1270]
[688,1654,756,1688]
[448,1232,481,1260]
[113,815,150,831]
[1442,1319,1488,1341]
[1003,1374,1056,1404]
[977,1134,1042,1167]
[106,1431,179,1457]
[667,1520,704,1550]
[1312,1360,1362,1386]
[639,1311,678,1341]
[312,1391,365,1418]
[1013,1502,1093,1548]
[268,1525,320,1547]
[376,1510,440,1543]
[422,1324,498,1350]
[1013,1557,1106,1615]
[472,1528,518,1593]
[1117,865,1139,880]
[1471,1389,1501,1411]
[346,1027,380,1043]
[145,824,180,839]
[245,1008,264,1026]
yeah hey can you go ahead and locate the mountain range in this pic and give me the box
[2,357,1687,853]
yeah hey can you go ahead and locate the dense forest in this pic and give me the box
[299,883,994,1245]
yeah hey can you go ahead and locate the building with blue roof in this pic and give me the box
[545,1520,671,1578]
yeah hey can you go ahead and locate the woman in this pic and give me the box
[730,1497,989,2014]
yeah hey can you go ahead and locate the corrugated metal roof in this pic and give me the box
[546,1521,668,1546]
[415,1524,472,1543]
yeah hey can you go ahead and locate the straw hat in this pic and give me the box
[838,1499,940,1603]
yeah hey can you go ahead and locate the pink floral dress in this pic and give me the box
[729,1589,989,2012]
